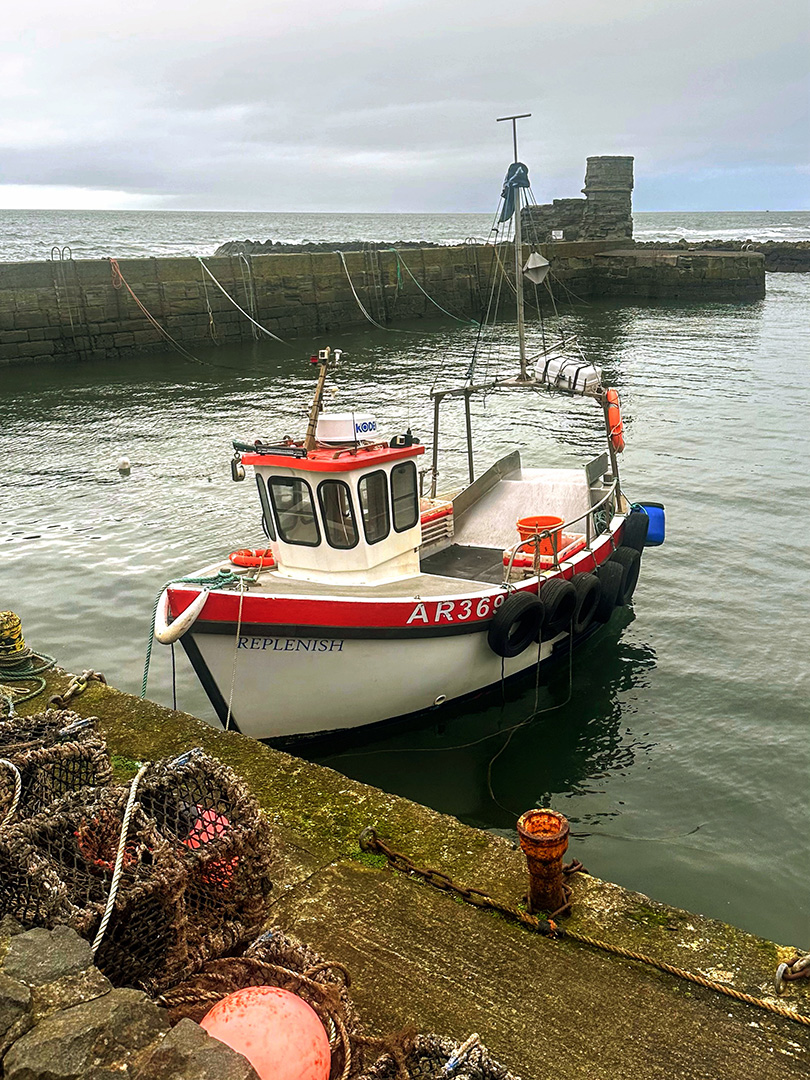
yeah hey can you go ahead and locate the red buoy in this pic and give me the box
[201,986,330,1080]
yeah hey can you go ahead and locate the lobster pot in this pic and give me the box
[0,754,277,993]
[0,787,188,989]
[162,929,360,1080]
[360,1034,521,1080]
[0,709,112,822]
[134,751,277,983]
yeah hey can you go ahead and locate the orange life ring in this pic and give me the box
[228,548,276,568]
[606,388,625,454]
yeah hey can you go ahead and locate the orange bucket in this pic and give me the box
[516,515,565,557]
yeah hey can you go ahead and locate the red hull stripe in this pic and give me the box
[242,444,424,472]
[168,529,620,630]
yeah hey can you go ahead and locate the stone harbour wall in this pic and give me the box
[0,240,765,366]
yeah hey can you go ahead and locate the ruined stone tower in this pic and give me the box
[521,156,634,243]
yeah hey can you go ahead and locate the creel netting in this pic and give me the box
[0,750,276,993]
[0,709,112,823]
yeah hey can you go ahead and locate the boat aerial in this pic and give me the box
[150,114,665,740]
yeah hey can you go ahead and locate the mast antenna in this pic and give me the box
[497,113,532,380]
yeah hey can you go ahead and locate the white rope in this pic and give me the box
[334,250,393,331]
[225,579,247,731]
[197,259,288,344]
[91,763,149,958]
[0,759,22,828]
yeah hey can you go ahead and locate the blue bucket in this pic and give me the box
[635,502,665,546]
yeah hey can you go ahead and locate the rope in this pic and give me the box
[361,831,810,1030]
[200,261,219,343]
[197,259,288,343]
[389,250,479,326]
[109,259,211,367]
[335,250,400,332]
[141,569,240,699]
[224,579,247,730]
[91,763,149,957]
[237,254,261,341]
[0,759,22,827]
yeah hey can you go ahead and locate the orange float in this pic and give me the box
[201,986,330,1080]
[229,548,276,568]
[605,388,625,454]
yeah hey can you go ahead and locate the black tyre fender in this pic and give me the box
[571,572,602,635]
[594,561,623,622]
[610,546,642,605]
[487,592,545,658]
[621,511,650,553]
[539,578,577,638]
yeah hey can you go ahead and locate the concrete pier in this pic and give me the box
[12,666,809,1078]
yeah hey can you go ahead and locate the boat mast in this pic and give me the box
[304,347,332,451]
[497,112,531,381]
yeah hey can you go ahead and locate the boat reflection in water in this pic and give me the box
[305,606,658,834]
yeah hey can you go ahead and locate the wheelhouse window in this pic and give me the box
[317,480,359,550]
[255,476,276,540]
[268,477,320,547]
[357,470,390,544]
[391,461,419,532]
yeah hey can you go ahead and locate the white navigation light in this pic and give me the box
[315,412,379,445]
[523,252,550,284]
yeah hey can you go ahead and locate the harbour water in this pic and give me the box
[0,211,807,948]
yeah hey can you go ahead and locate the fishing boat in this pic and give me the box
[150,115,665,740]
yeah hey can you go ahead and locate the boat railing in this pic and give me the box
[502,479,619,584]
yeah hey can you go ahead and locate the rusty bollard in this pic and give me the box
[516,808,570,915]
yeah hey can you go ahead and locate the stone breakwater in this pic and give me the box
[633,239,810,272]
[0,242,765,366]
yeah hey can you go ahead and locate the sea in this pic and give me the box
[0,209,808,948]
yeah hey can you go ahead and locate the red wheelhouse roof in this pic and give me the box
[240,443,424,472]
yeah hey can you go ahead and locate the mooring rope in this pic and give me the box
[359,830,810,1029]
[141,569,241,699]
[334,250,399,332]
[389,250,479,326]
[109,259,210,366]
[197,258,288,343]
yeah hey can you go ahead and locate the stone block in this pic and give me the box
[2,926,92,987]
[3,988,168,1080]
[113,333,135,346]
[0,970,32,1056]
[14,341,55,357]
[0,330,28,344]
[134,1018,259,1080]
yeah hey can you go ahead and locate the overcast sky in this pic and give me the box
[1,0,807,212]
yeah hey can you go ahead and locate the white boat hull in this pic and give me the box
[184,624,564,740]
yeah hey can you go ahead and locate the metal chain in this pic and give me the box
[358,829,810,1029]
[49,669,107,709]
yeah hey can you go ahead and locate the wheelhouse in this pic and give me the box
[242,440,425,585]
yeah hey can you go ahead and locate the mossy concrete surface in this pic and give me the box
[17,669,810,1078]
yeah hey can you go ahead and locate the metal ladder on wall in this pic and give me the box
[50,247,91,361]
[363,245,388,326]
